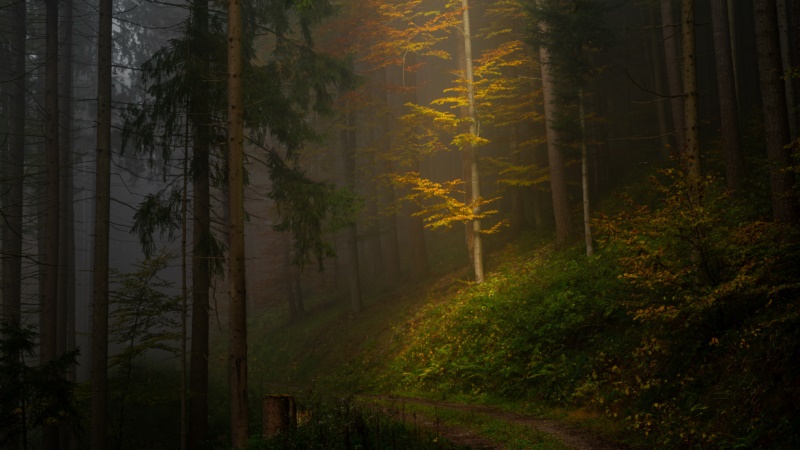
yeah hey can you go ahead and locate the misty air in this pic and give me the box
[1,0,799,449]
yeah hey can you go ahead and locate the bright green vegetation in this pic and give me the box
[239,170,800,449]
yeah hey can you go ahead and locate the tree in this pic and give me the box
[226,0,248,446]
[108,254,181,450]
[710,0,744,192]
[1,2,26,446]
[529,0,571,246]
[92,0,113,448]
[0,323,80,450]
[527,0,614,248]
[661,0,685,150]
[187,1,213,447]
[460,0,485,282]
[753,0,800,224]
[681,0,700,180]
[42,0,61,446]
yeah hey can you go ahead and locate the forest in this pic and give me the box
[1,0,799,448]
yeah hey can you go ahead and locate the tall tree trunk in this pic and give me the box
[682,0,701,179]
[754,0,800,224]
[579,89,593,257]
[58,0,76,446]
[92,0,113,448]
[227,0,249,445]
[42,0,61,447]
[461,0,484,283]
[661,0,686,150]
[776,0,798,138]
[180,140,188,450]
[647,2,671,159]
[2,2,25,448]
[536,0,572,246]
[188,0,211,447]
[710,0,745,191]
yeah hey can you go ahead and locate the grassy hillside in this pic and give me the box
[221,171,800,449]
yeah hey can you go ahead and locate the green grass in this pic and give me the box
[364,398,570,450]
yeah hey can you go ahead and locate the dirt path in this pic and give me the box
[364,396,630,450]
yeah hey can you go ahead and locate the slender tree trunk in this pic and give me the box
[776,0,797,138]
[188,0,211,446]
[536,0,572,246]
[42,1,61,447]
[579,90,593,257]
[461,0,484,283]
[180,123,189,450]
[3,0,25,331]
[727,0,740,103]
[2,2,25,448]
[227,0,249,445]
[682,0,701,179]
[661,0,686,150]
[455,17,475,277]
[754,0,800,224]
[58,0,76,446]
[92,0,113,448]
[647,2,671,159]
[711,0,745,191]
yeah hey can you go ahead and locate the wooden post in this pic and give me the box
[262,395,296,437]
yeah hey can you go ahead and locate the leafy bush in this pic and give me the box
[380,170,800,448]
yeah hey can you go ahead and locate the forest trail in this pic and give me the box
[363,395,630,450]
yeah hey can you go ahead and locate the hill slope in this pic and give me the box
[231,205,800,449]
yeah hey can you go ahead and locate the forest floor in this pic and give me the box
[363,395,630,450]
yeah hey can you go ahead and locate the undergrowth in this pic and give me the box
[247,396,465,449]
[371,171,800,449]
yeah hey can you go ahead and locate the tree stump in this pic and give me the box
[262,395,296,437]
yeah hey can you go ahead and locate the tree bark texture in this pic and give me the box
[753,0,800,224]
[461,0,484,283]
[1,3,26,448]
[43,0,61,446]
[58,1,76,445]
[579,90,593,257]
[710,0,745,191]
[92,0,113,448]
[536,8,572,246]
[681,0,700,179]
[227,0,249,446]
